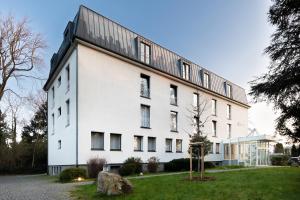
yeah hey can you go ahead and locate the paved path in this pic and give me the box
[0,174,91,200]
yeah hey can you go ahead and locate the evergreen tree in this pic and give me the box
[274,143,284,153]
[249,0,300,142]
[291,144,298,157]
[0,110,9,147]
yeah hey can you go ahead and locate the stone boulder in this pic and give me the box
[97,172,133,195]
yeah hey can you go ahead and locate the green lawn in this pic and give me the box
[71,167,300,200]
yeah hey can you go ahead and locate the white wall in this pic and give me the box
[77,44,248,165]
[48,48,77,166]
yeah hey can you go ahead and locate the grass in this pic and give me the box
[71,167,300,200]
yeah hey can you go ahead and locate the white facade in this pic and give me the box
[47,42,249,173]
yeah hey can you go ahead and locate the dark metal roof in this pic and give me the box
[44,5,248,106]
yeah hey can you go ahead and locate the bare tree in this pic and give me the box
[0,15,46,101]
[186,90,212,173]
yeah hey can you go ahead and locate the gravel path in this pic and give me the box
[0,174,91,200]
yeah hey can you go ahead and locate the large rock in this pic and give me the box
[97,172,133,195]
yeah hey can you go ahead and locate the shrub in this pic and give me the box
[119,163,137,176]
[119,157,142,176]
[271,155,289,166]
[59,167,87,183]
[164,158,215,172]
[147,157,160,173]
[87,158,107,178]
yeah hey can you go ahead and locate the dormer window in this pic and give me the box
[203,72,210,88]
[226,83,232,98]
[182,63,190,80]
[140,42,150,64]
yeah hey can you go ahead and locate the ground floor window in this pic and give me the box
[208,142,213,154]
[216,143,220,154]
[176,139,182,152]
[148,137,156,152]
[134,135,143,151]
[91,132,104,150]
[110,134,121,151]
[166,139,172,152]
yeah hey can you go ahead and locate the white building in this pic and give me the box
[44,6,272,175]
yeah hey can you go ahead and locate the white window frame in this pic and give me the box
[216,143,220,154]
[182,63,190,80]
[140,42,150,64]
[227,124,232,138]
[203,73,210,88]
[140,74,150,98]
[170,85,178,105]
[58,140,61,149]
[66,100,70,126]
[226,83,232,98]
[227,104,232,119]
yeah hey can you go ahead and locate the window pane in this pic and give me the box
[212,99,217,115]
[166,139,172,152]
[182,64,186,79]
[204,73,209,88]
[140,75,150,97]
[141,105,150,128]
[170,111,177,131]
[91,132,104,149]
[209,143,213,154]
[134,136,143,151]
[110,134,121,150]
[145,45,150,64]
[212,121,217,136]
[176,139,182,152]
[227,124,231,138]
[216,143,220,154]
[140,43,145,62]
[148,137,156,152]
[193,93,198,108]
[227,105,231,119]
[170,85,177,105]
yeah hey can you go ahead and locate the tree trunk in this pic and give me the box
[201,144,204,180]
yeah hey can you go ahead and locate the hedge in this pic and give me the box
[164,158,215,172]
[59,167,87,183]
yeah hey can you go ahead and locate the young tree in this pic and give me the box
[187,91,212,172]
[291,144,298,157]
[274,143,284,153]
[0,15,46,101]
[249,0,300,142]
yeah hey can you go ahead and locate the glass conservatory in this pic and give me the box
[223,135,275,166]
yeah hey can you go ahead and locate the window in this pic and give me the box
[203,73,210,88]
[66,65,70,91]
[170,111,178,132]
[170,85,177,105]
[193,93,199,108]
[182,63,190,80]
[91,132,104,150]
[58,76,61,87]
[216,143,220,154]
[166,139,172,152]
[66,100,70,126]
[134,136,143,151]
[212,99,217,116]
[227,124,232,138]
[193,116,199,134]
[141,105,150,128]
[52,113,55,133]
[148,137,156,152]
[176,139,182,152]
[141,42,150,64]
[140,74,150,98]
[58,140,61,149]
[227,104,231,119]
[58,107,61,117]
[212,120,217,137]
[226,83,232,98]
[209,143,213,154]
[51,87,55,107]
[110,134,121,151]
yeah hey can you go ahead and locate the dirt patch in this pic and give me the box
[185,176,216,182]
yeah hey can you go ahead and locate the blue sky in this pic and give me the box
[1,0,277,135]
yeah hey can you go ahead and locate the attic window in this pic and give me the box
[203,72,210,88]
[140,42,151,64]
[182,62,190,80]
[226,83,232,98]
